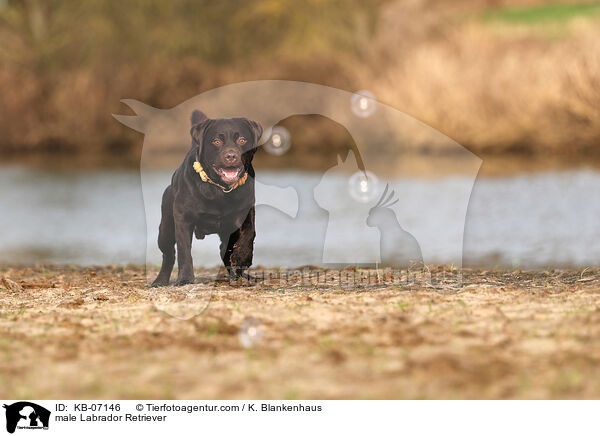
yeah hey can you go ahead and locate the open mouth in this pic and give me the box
[213,166,243,184]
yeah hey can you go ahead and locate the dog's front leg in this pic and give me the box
[228,207,256,278]
[174,215,195,286]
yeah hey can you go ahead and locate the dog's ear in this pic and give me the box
[245,119,263,147]
[190,118,211,158]
[191,109,207,127]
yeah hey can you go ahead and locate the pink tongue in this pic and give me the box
[221,169,239,183]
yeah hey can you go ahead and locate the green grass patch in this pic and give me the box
[483,2,600,24]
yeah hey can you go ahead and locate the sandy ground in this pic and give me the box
[1,265,600,399]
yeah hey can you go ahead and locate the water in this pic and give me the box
[1,165,599,268]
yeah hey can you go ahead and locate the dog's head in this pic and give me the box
[190,110,262,185]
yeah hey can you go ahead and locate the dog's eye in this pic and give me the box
[212,138,223,146]
[237,137,247,145]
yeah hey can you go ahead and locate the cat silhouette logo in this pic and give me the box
[3,402,50,433]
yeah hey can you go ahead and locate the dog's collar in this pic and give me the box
[193,160,248,193]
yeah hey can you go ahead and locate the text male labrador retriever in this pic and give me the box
[152,110,262,286]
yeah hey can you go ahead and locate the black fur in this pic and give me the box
[152,110,262,286]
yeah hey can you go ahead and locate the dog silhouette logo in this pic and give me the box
[3,402,50,434]
[115,80,482,286]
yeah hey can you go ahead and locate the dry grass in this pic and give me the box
[365,13,600,155]
[1,264,600,399]
[2,1,600,162]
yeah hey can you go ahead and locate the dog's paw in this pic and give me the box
[227,266,243,280]
[175,276,195,286]
[150,276,170,287]
[226,266,257,286]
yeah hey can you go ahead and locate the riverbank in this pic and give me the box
[1,265,599,399]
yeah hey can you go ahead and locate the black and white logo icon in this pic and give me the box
[3,402,50,434]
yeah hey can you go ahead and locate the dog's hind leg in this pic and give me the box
[223,207,256,280]
[219,228,238,279]
[151,186,176,287]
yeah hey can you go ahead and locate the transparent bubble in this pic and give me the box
[147,268,219,320]
[239,317,264,348]
[262,126,291,156]
[148,284,212,320]
[348,170,380,203]
[351,90,377,118]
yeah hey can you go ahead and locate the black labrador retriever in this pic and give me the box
[151,110,262,286]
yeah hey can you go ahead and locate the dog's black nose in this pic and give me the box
[223,150,239,164]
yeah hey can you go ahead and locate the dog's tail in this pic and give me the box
[191,109,208,126]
